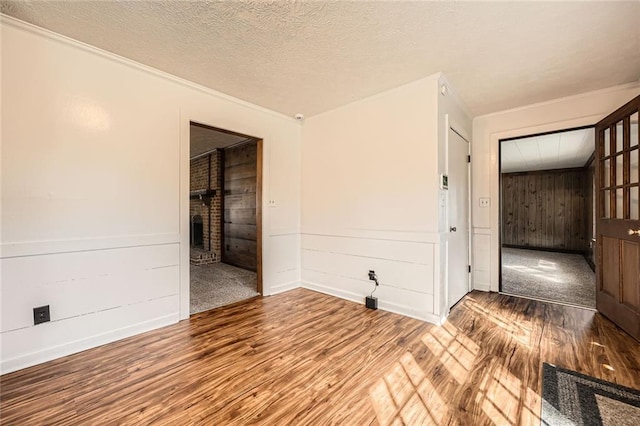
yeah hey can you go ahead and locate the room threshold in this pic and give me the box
[498,291,597,312]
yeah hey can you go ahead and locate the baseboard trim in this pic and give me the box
[585,256,596,272]
[473,283,491,292]
[501,244,585,255]
[301,281,440,325]
[0,313,178,375]
[268,280,301,296]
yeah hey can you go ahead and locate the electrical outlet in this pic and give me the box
[33,305,50,325]
[368,270,376,280]
[479,197,490,207]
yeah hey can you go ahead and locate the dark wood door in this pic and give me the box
[595,95,640,340]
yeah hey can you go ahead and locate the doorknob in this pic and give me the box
[450,226,457,232]
[629,229,640,236]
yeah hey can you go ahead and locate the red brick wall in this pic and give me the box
[190,151,222,261]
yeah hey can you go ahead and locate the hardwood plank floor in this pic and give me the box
[2,289,640,425]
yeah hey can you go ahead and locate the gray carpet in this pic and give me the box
[190,263,258,314]
[501,248,596,308]
[542,363,640,425]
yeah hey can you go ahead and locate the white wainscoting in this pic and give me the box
[301,233,439,323]
[472,230,492,292]
[0,244,180,373]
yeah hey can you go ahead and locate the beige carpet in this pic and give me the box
[190,263,258,314]
[501,247,596,308]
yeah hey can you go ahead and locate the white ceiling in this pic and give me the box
[501,128,595,173]
[1,1,639,118]
[190,124,251,158]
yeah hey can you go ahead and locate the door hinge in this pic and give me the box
[467,155,471,163]
[468,265,471,273]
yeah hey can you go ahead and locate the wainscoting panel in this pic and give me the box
[302,249,433,294]
[302,234,433,265]
[1,295,178,374]
[0,243,180,373]
[301,233,437,322]
[472,232,492,291]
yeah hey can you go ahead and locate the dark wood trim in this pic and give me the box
[501,166,586,177]
[623,116,631,219]
[256,139,263,295]
[601,182,640,191]
[597,129,604,219]
[191,121,260,140]
[207,153,212,252]
[498,140,504,292]
[610,123,617,218]
[219,149,226,262]
[222,259,255,272]
[597,290,640,339]
[501,244,587,255]
[594,96,640,129]
[499,124,595,143]
[224,138,255,150]
[596,125,603,286]
[585,255,596,272]
[584,150,596,168]
[600,145,639,160]
[597,218,640,235]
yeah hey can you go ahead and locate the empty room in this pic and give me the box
[189,123,262,314]
[500,127,598,308]
[1,2,640,425]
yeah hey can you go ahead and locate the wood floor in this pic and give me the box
[2,289,640,425]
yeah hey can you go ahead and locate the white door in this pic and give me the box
[447,128,470,309]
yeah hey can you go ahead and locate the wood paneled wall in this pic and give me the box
[501,168,588,252]
[223,142,257,271]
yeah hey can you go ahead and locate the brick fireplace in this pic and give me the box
[190,150,222,265]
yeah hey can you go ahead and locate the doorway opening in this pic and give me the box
[499,126,597,308]
[189,122,262,315]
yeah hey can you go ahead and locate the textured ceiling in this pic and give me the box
[2,1,639,117]
[501,128,596,173]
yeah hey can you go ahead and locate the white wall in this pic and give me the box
[0,16,301,373]
[436,77,473,318]
[301,74,471,323]
[471,83,640,292]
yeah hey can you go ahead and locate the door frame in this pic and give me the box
[486,100,638,293]
[497,125,595,295]
[179,117,263,320]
